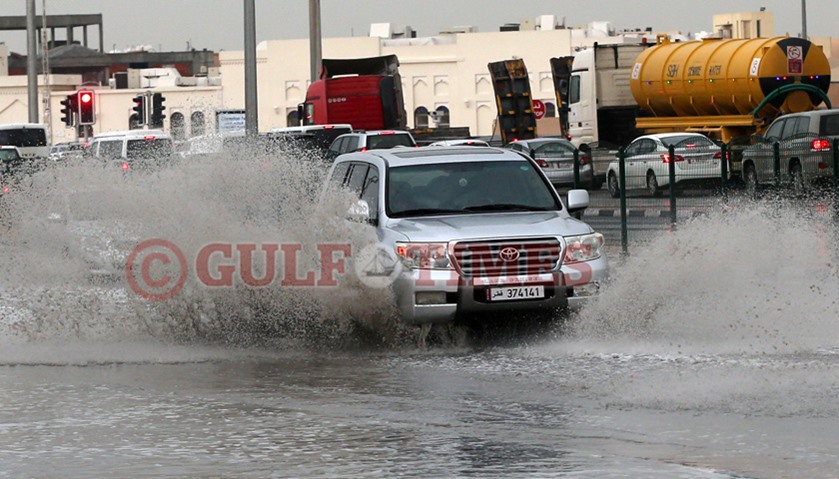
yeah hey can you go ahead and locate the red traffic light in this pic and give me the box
[77,90,96,125]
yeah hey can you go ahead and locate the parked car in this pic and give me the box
[428,139,491,147]
[322,146,609,325]
[741,109,839,195]
[504,137,599,190]
[606,133,723,198]
[326,130,416,161]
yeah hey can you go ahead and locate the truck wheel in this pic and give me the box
[646,171,661,197]
[743,163,758,198]
[607,172,620,198]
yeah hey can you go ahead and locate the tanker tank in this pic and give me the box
[630,36,831,119]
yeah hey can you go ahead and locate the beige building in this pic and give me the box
[712,12,775,39]
[1,10,837,143]
[219,29,577,138]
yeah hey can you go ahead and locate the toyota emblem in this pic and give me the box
[499,246,520,262]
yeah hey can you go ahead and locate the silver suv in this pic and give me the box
[742,109,839,193]
[326,130,416,161]
[323,146,609,325]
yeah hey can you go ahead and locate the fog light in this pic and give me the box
[415,292,447,305]
[569,282,600,298]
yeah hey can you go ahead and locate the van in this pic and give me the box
[0,123,49,160]
[88,130,175,170]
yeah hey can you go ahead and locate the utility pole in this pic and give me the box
[244,0,258,136]
[309,0,322,83]
[801,0,808,38]
[26,0,38,123]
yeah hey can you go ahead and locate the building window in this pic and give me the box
[191,111,206,137]
[287,110,300,127]
[170,112,186,140]
[414,106,429,129]
[545,102,557,118]
[434,105,450,128]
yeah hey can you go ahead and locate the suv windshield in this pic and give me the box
[367,134,414,150]
[387,160,560,217]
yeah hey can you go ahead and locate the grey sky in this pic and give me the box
[0,1,833,54]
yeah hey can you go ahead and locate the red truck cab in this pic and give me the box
[300,55,407,131]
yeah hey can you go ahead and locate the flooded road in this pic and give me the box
[2,152,839,477]
[2,338,838,478]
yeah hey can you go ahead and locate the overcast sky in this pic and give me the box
[0,0,833,54]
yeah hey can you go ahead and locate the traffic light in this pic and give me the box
[77,90,96,125]
[151,92,166,128]
[59,93,76,127]
[132,94,146,126]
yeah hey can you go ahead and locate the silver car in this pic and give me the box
[504,138,597,189]
[323,146,609,325]
[741,109,839,195]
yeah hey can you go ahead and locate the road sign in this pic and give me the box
[532,99,546,120]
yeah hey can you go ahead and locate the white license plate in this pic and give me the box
[487,285,545,301]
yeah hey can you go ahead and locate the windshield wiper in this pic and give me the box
[463,203,554,212]
[391,208,464,217]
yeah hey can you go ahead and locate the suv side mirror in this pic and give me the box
[566,189,590,214]
[753,134,765,143]
[347,199,371,223]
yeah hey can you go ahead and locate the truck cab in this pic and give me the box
[300,55,406,132]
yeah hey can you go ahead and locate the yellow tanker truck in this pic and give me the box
[551,35,832,181]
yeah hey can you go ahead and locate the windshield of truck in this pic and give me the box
[367,134,415,150]
[386,160,560,217]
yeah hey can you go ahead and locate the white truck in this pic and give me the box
[551,44,649,189]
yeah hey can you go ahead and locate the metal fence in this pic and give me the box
[563,138,839,257]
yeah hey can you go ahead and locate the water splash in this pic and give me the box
[571,200,839,356]
[0,144,414,353]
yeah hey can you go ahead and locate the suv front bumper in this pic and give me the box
[392,255,608,325]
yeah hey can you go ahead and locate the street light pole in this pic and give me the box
[309,0,322,83]
[801,0,808,38]
[26,0,38,123]
[244,0,258,136]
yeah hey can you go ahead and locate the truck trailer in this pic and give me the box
[553,35,832,181]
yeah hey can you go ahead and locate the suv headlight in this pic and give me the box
[563,233,604,263]
[395,242,451,270]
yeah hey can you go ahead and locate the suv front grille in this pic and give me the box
[451,238,562,278]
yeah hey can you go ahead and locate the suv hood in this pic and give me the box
[386,211,593,242]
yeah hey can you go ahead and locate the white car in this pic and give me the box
[606,133,724,197]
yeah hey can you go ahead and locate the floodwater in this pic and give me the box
[1,147,838,478]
